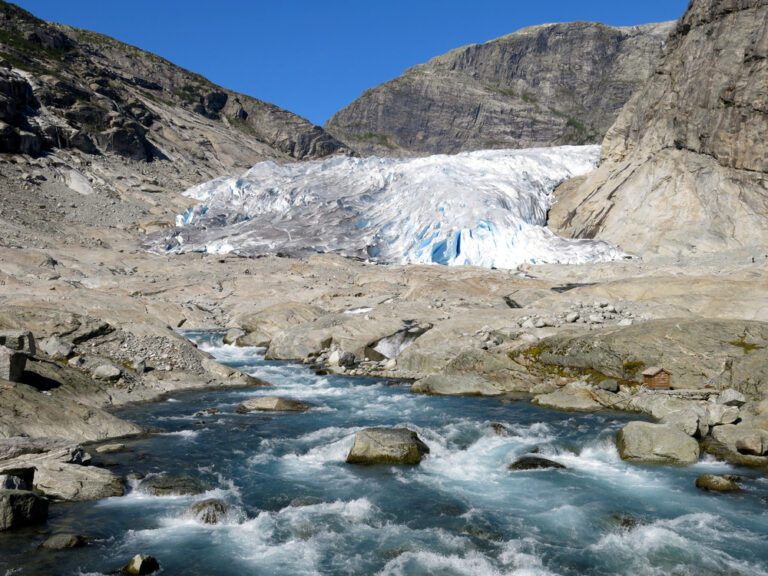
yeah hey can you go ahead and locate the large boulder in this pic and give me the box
[235,396,311,413]
[0,345,26,382]
[0,489,48,530]
[346,428,430,465]
[187,498,229,524]
[33,462,124,501]
[122,554,160,575]
[508,456,566,471]
[695,474,741,493]
[532,382,603,412]
[616,421,700,465]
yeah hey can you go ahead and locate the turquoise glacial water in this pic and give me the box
[1,331,766,575]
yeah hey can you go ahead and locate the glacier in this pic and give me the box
[155,145,625,269]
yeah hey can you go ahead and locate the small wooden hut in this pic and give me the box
[642,367,671,390]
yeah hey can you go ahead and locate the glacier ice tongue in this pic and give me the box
[156,145,625,269]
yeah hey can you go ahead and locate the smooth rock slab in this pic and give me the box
[236,396,311,413]
[508,456,566,471]
[616,421,700,465]
[346,427,430,465]
[34,463,124,501]
[0,489,48,530]
[532,384,603,412]
[695,474,741,493]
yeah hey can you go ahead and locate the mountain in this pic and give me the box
[549,0,768,256]
[0,1,348,179]
[152,145,624,269]
[325,21,675,157]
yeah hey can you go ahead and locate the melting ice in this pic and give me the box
[160,146,625,269]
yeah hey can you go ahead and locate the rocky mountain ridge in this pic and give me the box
[550,0,768,256]
[0,1,348,180]
[325,20,675,156]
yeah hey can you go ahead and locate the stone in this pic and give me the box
[532,383,603,412]
[0,468,33,490]
[735,434,766,456]
[489,423,510,436]
[187,498,229,524]
[33,463,124,501]
[40,533,87,549]
[718,389,746,408]
[382,358,397,371]
[139,474,210,496]
[223,328,245,345]
[695,474,741,493]
[0,346,26,382]
[588,314,604,324]
[565,312,580,323]
[597,379,619,393]
[0,489,48,530]
[660,409,705,438]
[122,554,160,575]
[40,336,73,360]
[616,421,700,465]
[0,330,36,356]
[346,427,430,465]
[235,396,311,413]
[706,403,740,426]
[508,456,565,471]
[92,363,122,381]
[95,443,126,454]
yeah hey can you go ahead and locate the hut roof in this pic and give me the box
[642,366,669,377]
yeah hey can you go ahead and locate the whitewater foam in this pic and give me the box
[156,146,625,269]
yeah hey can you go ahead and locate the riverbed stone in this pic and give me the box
[508,456,566,471]
[40,533,88,549]
[616,421,700,465]
[0,489,48,530]
[695,474,741,492]
[95,443,126,454]
[139,474,210,496]
[236,396,311,413]
[346,427,430,465]
[122,554,160,575]
[187,498,229,524]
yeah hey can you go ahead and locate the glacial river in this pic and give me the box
[1,331,767,575]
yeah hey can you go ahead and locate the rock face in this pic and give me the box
[0,1,347,167]
[235,396,311,413]
[40,533,87,549]
[616,421,700,464]
[0,489,48,530]
[326,21,674,156]
[550,0,768,256]
[346,427,430,465]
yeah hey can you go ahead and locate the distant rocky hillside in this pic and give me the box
[550,0,768,256]
[0,1,348,176]
[325,21,674,156]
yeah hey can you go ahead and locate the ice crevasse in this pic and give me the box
[159,145,625,269]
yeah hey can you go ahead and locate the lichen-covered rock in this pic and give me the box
[616,421,700,465]
[532,382,603,412]
[346,427,430,465]
[40,533,87,549]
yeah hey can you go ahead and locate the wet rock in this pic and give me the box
[718,389,746,407]
[508,456,566,471]
[40,336,73,360]
[187,498,229,524]
[695,474,741,493]
[236,396,311,413]
[0,489,48,530]
[329,349,356,368]
[34,463,124,501]
[122,554,160,575]
[92,363,121,381]
[289,496,323,507]
[616,421,700,465]
[0,345,26,382]
[489,423,510,436]
[346,427,430,465]
[95,443,126,454]
[40,533,87,549]
[140,474,210,496]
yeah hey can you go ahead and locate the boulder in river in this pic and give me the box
[695,474,741,493]
[346,427,430,465]
[508,456,566,471]
[33,462,124,501]
[187,498,229,524]
[0,489,48,530]
[122,554,160,575]
[140,474,211,496]
[236,396,311,413]
[40,533,88,549]
[616,421,700,465]
[532,382,603,412]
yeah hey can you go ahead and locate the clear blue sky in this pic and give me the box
[14,1,689,126]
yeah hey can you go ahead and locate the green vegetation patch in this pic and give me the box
[729,334,765,354]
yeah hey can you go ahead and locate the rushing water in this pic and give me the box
[1,331,767,575]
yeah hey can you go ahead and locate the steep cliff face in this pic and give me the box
[325,21,674,157]
[0,1,348,173]
[550,0,768,256]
